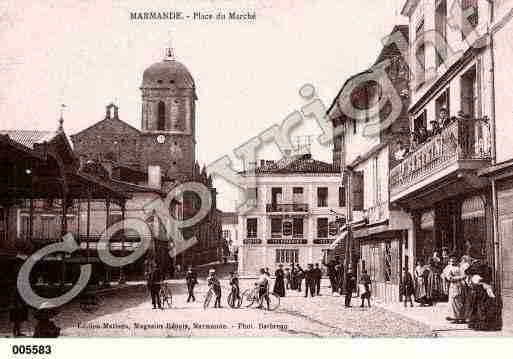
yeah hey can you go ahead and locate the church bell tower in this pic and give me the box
[139,47,197,184]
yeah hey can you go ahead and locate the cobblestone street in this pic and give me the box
[0,279,433,338]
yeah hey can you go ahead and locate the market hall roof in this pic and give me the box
[0,130,130,202]
[0,130,59,149]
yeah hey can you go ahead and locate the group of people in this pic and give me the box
[394,107,457,162]
[278,263,323,298]
[279,261,372,308]
[399,247,502,331]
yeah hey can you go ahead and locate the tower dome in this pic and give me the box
[141,56,195,89]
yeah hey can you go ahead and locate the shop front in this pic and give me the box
[413,194,492,266]
[358,229,406,303]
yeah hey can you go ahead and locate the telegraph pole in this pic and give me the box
[343,167,353,293]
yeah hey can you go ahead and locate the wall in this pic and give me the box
[72,118,141,167]
[493,9,513,163]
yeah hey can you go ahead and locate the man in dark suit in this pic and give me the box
[185,266,197,302]
[148,265,163,309]
[304,264,315,297]
[325,260,337,294]
[313,263,322,296]
[336,262,345,295]
[344,267,356,308]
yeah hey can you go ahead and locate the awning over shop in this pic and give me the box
[329,230,347,250]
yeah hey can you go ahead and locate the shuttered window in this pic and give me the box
[352,171,364,211]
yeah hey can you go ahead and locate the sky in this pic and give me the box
[0,0,407,211]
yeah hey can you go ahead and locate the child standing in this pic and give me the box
[359,270,372,308]
[400,267,415,307]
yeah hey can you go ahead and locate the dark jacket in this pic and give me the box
[304,268,314,282]
[326,261,336,277]
[400,271,415,296]
[185,271,197,286]
[148,268,162,287]
[345,272,356,292]
[313,268,322,280]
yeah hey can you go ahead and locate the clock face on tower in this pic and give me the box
[157,135,166,144]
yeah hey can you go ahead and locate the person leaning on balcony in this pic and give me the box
[430,120,442,136]
[394,140,408,161]
[409,131,420,152]
[439,107,451,128]
[418,125,429,144]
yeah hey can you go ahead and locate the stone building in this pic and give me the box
[237,153,344,276]
[70,48,224,274]
[328,25,413,303]
[72,48,196,186]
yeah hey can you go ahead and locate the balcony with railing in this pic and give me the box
[390,118,491,203]
[243,238,262,245]
[313,238,335,245]
[265,203,309,215]
[267,237,307,245]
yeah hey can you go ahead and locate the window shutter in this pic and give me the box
[352,171,364,211]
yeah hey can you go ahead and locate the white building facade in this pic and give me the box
[237,155,344,276]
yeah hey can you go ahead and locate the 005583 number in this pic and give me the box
[11,344,52,355]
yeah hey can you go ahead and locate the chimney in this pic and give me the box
[148,165,162,189]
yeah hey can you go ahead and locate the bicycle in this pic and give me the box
[227,285,242,309]
[203,287,219,309]
[241,286,280,311]
[159,282,173,308]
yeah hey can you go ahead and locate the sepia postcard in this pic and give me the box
[1,0,513,347]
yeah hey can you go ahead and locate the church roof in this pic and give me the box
[141,58,195,89]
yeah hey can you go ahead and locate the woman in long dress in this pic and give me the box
[290,263,298,290]
[273,265,286,297]
[467,262,502,331]
[427,251,443,302]
[445,256,467,323]
[414,260,428,306]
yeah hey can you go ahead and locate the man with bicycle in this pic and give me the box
[229,271,241,306]
[256,268,270,310]
[207,269,222,308]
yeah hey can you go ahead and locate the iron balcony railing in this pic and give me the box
[390,117,491,197]
[267,238,307,245]
[265,203,309,213]
[313,238,334,245]
[243,238,262,245]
